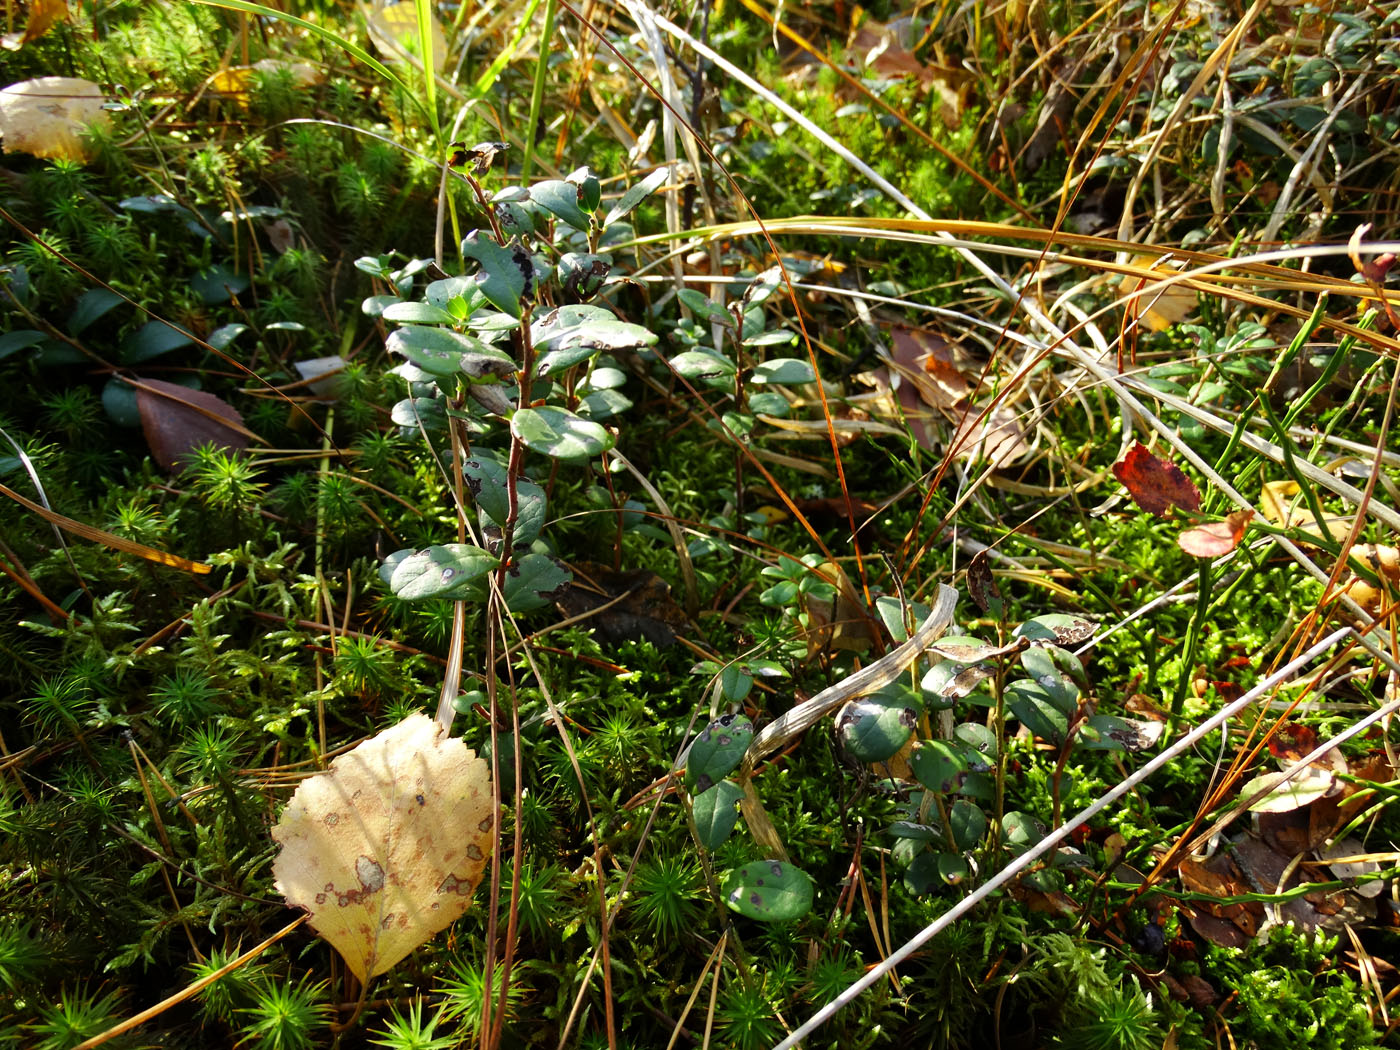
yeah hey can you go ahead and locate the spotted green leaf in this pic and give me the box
[683,714,754,793]
[910,739,972,793]
[836,684,922,762]
[530,180,590,231]
[386,325,515,382]
[722,860,813,921]
[385,544,497,600]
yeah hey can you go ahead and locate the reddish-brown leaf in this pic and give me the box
[1177,509,1253,557]
[134,378,250,471]
[1112,441,1201,517]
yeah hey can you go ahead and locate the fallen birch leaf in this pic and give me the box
[1112,441,1200,517]
[271,713,495,983]
[0,76,110,162]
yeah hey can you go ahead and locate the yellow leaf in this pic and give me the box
[210,61,322,106]
[1120,258,1195,332]
[0,77,111,163]
[1259,479,1349,542]
[0,0,69,50]
[271,713,494,983]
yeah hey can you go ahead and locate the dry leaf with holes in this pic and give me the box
[272,713,494,983]
[0,77,110,162]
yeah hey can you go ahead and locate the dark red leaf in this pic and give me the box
[1112,441,1201,517]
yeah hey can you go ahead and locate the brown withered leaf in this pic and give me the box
[271,713,494,983]
[1179,854,1262,943]
[966,549,1000,613]
[1112,441,1201,517]
[133,378,252,471]
[1177,510,1253,557]
[555,562,690,647]
[804,559,875,656]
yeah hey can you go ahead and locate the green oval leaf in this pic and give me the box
[669,350,737,381]
[604,166,669,227]
[948,800,987,852]
[386,325,516,381]
[836,686,921,762]
[557,253,610,300]
[190,264,249,304]
[749,358,815,384]
[0,330,46,362]
[1001,811,1045,854]
[390,397,447,431]
[511,406,613,459]
[722,860,813,921]
[691,780,743,851]
[531,305,656,376]
[122,320,193,363]
[460,232,532,317]
[388,544,497,600]
[461,457,547,548]
[578,388,633,420]
[69,288,124,335]
[1006,679,1070,744]
[903,851,940,894]
[936,852,970,886]
[1019,646,1082,709]
[684,713,754,793]
[382,301,458,324]
[530,179,591,230]
[568,166,602,212]
[953,722,998,764]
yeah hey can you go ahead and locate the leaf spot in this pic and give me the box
[356,855,386,893]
